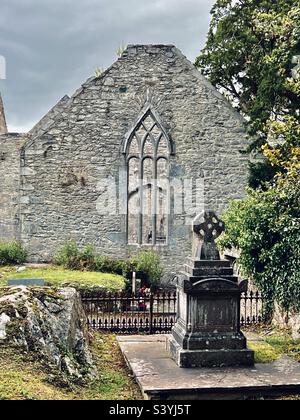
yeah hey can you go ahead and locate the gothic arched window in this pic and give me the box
[124,108,173,246]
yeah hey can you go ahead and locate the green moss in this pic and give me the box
[5,319,27,342]
[248,341,281,364]
[0,266,125,292]
[30,287,63,302]
[247,329,300,364]
[265,336,300,362]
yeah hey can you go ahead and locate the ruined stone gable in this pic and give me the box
[0,45,250,279]
[0,133,26,240]
[0,94,7,135]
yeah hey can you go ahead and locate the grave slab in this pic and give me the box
[7,279,45,287]
[118,334,300,400]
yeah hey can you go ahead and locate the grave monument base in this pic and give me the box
[167,336,254,368]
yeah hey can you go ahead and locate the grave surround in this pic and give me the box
[118,335,300,400]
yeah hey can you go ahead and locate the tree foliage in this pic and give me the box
[199,0,300,314]
[196,0,300,186]
[263,116,300,175]
[197,1,300,170]
[218,166,300,316]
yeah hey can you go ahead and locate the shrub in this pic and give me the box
[132,250,163,289]
[54,243,164,288]
[54,242,125,275]
[54,241,95,270]
[0,242,27,266]
[94,256,124,275]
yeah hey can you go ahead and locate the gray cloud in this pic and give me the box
[0,0,215,132]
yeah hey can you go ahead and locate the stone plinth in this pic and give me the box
[167,257,254,368]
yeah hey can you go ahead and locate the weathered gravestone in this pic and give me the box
[7,279,45,287]
[167,211,254,368]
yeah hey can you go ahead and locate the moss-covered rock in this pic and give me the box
[0,286,96,382]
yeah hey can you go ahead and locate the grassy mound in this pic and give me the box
[0,266,125,292]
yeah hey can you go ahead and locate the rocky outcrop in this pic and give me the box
[0,286,96,380]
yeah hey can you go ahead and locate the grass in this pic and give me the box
[0,266,125,292]
[265,335,300,362]
[248,341,281,364]
[245,327,300,400]
[82,333,141,400]
[0,347,71,400]
[245,325,300,364]
[0,333,141,400]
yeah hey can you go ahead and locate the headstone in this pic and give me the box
[132,271,136,295]
[192,211,225,260]
[7,279,45,287]
[167,211,254,368]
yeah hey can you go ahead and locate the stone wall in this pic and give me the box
[0,134,26,241]
[273,304,300,340]
[17,45,250,279]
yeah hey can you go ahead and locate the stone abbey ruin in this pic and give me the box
[0,45,250,277]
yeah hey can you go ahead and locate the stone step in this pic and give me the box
[184,264,234,277]
[185,258,232,268]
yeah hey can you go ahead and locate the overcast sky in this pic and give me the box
[0,0,215,132]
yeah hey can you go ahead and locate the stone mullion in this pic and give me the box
[135,132,143,246]
[152,156,157,246]
[166,157,171,245]
[150,131,158,246]
[156,133,170,245]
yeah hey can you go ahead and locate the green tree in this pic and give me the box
[218,164,300,317]
[263,116,300,173]
[196,0,300,187]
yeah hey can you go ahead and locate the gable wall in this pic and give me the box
[0,134,26,241]
[19,45,250,279]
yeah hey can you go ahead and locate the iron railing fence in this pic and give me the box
[240,291,264,326]
[82,291,177,334]
[81,290,264,334]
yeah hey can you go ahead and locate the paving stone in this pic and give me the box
[118,335,300,400]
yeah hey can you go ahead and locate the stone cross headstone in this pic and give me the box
[167,210,254,368]
[193,211,225,260]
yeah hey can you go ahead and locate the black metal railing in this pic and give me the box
[82,290,263,334]
[81,291,177,334]
[240,291,264,326]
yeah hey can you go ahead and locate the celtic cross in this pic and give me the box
[193,211,225,260]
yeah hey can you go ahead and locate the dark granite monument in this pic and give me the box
[167,211,254,368]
